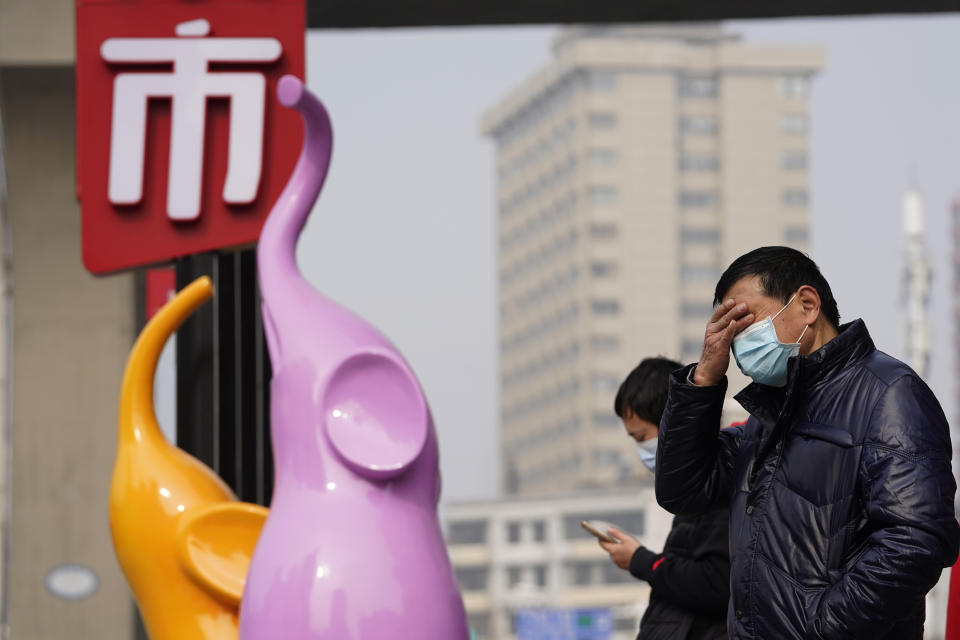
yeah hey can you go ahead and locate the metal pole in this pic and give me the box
[174,250,273,503]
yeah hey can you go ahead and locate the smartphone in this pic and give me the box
[581,520,620,543]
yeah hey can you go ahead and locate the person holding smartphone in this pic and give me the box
[598,358,730,640]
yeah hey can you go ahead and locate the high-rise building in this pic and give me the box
[482,25,824,495]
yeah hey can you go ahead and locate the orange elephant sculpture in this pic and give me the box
[109,276,267,639]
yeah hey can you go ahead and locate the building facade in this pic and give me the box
[483,25,824,495]
[445,488,672,640]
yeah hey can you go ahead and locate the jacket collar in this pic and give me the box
[735,319,875,425]
[791,318,875,389]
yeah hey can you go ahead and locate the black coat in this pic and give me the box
[656,320,960,639]
[631,507,729,640]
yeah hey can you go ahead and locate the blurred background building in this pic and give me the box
[484,24,823,496]
[446,489,666,640]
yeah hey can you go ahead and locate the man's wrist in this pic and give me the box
[691,366,718,387]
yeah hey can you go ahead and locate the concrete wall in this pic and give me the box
[0,66,134,639]
[0,0,74,66]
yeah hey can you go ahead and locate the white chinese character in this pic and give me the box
[102,19,282,221]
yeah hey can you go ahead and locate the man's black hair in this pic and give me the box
[713,246,841,328]
[614,357,683,424]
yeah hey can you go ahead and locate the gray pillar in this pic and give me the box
[0,65,134,640]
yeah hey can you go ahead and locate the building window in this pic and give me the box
[780,75,809,98]
[533,521,547,542]
[782,150,808,170]
[591,299,621,315]
[588,112,618,129]
[602,562,636,584]
[615,616,640,632]
[615,511,645,535]
[588,148,618,168]
[590,223,619,240]
[593,449,621,467]
[680,115,718,135]
[585,70,617,91]
[448,520,488,545]
[681,264,721,282]
[681,301,714,318]
[507,521,522,543]
[589,186,619,205]
[679,190,719,209]
[781,114,808,134]
[506,566,524,588]
[592,374,621,392]
[455,567,489,591]
[533,565,548,587]
[591,334,620,352]
[785,225,809,245]
[678,74,718,98]
[594,412,622,429]
[682,337,704,356]
[680,227,720,243]
[568,561,594,586]
[783,189,809,207]
[679,154,720,172]
[590,261,618,278]
[468,614,491,638]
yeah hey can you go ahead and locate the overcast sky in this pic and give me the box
[296,16,960,503]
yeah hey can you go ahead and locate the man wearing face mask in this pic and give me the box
[599,358,730,640]
[656,246,960,640]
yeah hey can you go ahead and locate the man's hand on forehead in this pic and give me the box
[693,299,755,387]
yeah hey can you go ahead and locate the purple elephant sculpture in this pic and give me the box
[238,75,469,639]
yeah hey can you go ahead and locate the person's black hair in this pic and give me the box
[614,357,683,423]
[713,246,840,328]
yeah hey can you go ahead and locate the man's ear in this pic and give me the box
[797,285,822,325]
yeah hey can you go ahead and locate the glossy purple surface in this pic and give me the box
[239,75,468,639]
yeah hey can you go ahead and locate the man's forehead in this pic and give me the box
[720,276,779,308]
[720,275,763,301]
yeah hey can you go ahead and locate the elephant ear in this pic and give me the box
[175,502,268,606]
[323,350,429,480]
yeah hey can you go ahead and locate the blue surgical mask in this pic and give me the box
[731,295,808,387]
[637,437,658,472]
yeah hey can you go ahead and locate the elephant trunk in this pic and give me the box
[256,75,333,311]
[118,276,213,444]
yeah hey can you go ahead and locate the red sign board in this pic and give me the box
[75,0,305,275]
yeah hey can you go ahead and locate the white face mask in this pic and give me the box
[637,437,657,472]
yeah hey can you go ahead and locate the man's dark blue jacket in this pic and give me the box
[656,320,960,639]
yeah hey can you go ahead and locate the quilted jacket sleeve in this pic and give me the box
[811,375,960,639]
[655,364,743,515]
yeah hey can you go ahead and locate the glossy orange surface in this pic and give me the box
[109,277,266,639]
